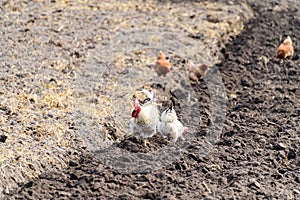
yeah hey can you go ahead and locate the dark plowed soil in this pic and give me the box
[5,0,300,199]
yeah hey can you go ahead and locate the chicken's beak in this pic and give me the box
[167,106,172,112]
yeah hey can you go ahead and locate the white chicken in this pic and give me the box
[129,89,160,145]
[158,106,188,142]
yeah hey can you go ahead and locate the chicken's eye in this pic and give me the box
[143,97,151,104]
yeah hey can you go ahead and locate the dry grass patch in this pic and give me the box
[0,74,77,196]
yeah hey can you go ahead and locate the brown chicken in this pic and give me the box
[155,51,171,76]
[188,63,209,81]
[276,36,294,59]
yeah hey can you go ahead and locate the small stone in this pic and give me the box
[230,93,237,99]
[258,137,266,143]
[293,189,300,194]
[254,181,260,188]
[287,149,296,160]
[295,175,300,183]
[4,186,9,194]
[170,88,186,99]
[249,178,261,188]
[274,143,286,150]
[219,177,227,185]
[0,135,7,143]
[278,143,287,149]
[241,78,252,87]
[234,141,241,148]
[93,182,101,190]
[59,191,72,197]
[249,178,255,183]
